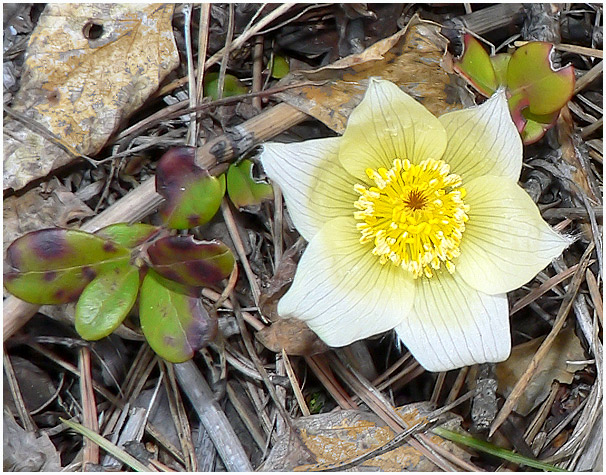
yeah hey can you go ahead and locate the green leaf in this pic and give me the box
[203,72,248,101]
[490,53,511,87]
[75,264,140,340]
[227,159,273,209]
[4,229,130,304]
[270,55,290,79]
[432,427,568,472]
[506,42,575,115]
[453,34,498,97]
[147,235,235,288]
[139,271,218,363]
[156,147,226,230]
[95,223,160,249]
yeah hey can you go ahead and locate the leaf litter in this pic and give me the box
[3,3,602,472]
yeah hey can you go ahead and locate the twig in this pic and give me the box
[574,60,603,94]
[79,347,100,467]
[252,35,264,111]
[490,242,595,437]
[173,360,253,471]
[281,349,311,416]
[195,4,211,107]
[221,200,261,306]
[183,4,197,146]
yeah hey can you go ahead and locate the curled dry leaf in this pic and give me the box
[495,328,587,416]
[3,3,179,191]
[3,179,93,257]
[275,15,474,133]
[256,318,329,356]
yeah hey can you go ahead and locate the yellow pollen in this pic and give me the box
[353,158,469,279]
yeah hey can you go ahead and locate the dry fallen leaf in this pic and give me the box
[495,328,587,416]
[256,318,329,356]
[3,3,179,191]
[260,402,469,471]
[276,15,474,134]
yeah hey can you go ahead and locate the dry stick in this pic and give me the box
[489,242,596,437]
[157,3,295,96]
[79,347,100,467]
[252,35,264,111]
[164,362,197,471]
[221,200,261,306]
[574,60,603,94]
[173,360,253,472]
[196,4,211,106]
[216,3,235,104]
[183,3,197,146]
[3,351,36,432]
[3,102,308,342]
[510,262,581,315]
[282,349,311,416]
[585,269,603,325]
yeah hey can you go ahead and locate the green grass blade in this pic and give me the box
[60,418,150,472]
[432,427,568,472]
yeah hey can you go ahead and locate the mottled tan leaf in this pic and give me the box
[4,3,179,191]
[276,15,474,133]
[260,402,469,471]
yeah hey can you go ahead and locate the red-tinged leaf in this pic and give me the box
[453,34,498,97]
[506,42,575,115]
[226,159,273,210]
[75,264,139,340]
[139,270,217,363]
[507,92,530,134]
[4,229,130,304]
[96,223,160,249]
[147,235,235,288]
[520,118,550,145]
[156,147,226,230]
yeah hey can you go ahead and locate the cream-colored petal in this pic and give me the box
[338,78,447,181]
[278,216,415,347]
[260,138,359,242]
[395,270,510,372]
[439,90,523,182]
[457,176,570,295]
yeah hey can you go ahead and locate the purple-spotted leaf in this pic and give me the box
[4,229,130,304]
[139,270,217,363]
[75,264,139,340]
[96,223,160,249]
[147,235,235,288]
[506,41,575,116]
[156,147,226,230]
[453,34,497,97]
[227,159,273,210]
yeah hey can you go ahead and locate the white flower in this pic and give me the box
[260,78,569,372]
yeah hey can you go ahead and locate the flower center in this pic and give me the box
[353,158,469,278]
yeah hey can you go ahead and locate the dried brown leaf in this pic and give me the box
[275,15,474,133]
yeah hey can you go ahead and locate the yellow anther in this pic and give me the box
[353,158,469,278]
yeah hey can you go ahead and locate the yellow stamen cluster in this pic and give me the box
[353,158,469,278]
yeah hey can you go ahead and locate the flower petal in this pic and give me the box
[457,176,570,294]
[260,137,359,241]
[395,270,510,372]
[338,78,447,181]
[439,90,522,181]
[278,216,415,347]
